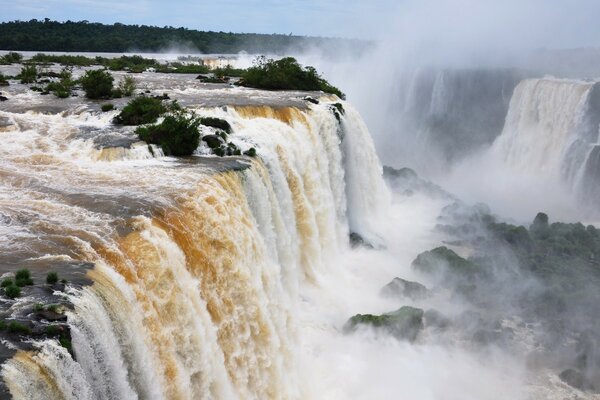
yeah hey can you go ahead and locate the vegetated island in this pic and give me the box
[0,19,369,55]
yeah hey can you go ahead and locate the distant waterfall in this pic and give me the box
[492,78,600,200]
[0,101,388,400]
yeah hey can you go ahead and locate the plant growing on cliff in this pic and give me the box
[80,69,114,99]
[136,113,201,156]
[240,57,345,99]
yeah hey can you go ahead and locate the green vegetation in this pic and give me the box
[115,96,166,125]
[4,285,21,299]
[7,321,31,334]
[14,269,33,287]
[104,55,158,72]
[45,325,61,335]
[29,53,96,67]
[33,303,44,312]
[243,148,257,157]
[118,76,136,96]
[156,63,210,74]
[19,65,37,84]
[136,113,201,156]
[101,103,115,112]
[0,20,364,54]
[45,68,75,98]
[345,306,424,342]
[199,117,232,133]
[412,246,480,278]
[1,278,12,288]
[0,51,22,64]
[240,57,345,99]
[0,73,8,86]
[59,337,72,352]
[46,272,58,285]
[80,69,114,99]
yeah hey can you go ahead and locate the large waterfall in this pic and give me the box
[492,78,600,201]
[0,97,388,399]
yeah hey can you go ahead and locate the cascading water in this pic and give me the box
[492,78,600,202]
[0,90,388,399]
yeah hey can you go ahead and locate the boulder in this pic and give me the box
[0,96,7,102]
[412,246,479,280]
[345,306,424,342]
[349,232,374,249]
[381,277,428,300]
[559,369,595,391]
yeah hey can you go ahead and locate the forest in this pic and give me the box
[0,19,362,54]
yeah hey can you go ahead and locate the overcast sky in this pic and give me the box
[0,0,599,47]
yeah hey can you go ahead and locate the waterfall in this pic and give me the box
[0,100,388,399]
[492,78,600,199]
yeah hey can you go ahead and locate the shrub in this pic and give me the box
[243,148,257,157]
[46,272,58,284]
[1,278,12,288]
[240,57,345,99]
[33,303,44,312]
[15,269,30,280]
[0,52,22,65]
[45,68,75,98]
[101,103,115,112]
[4,285,21,299]
[115,96,166,125]
[0,73,8,86]
[15,277,33,287]
[118,76,136,97]
[19,65,38,84]
[136,113,201,156]
[45,325,61,335]
[7,321,31,334]
[199,117,232,133]
[80,69,114,99]
[60,337,72,352]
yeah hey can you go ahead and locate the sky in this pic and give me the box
[0,0,600,47]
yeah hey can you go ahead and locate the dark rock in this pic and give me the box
[35,310,67,322]
[202,134,223,149]
[243,147,257,157]
[0,96,7,102]
[349,232,374,249]
[381,277,428,300]
[345,306,424,342]
[305,96,319,104]
[559,369,595,391]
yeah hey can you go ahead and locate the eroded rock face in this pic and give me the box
[381,277,429,301]
[344,306,424,342]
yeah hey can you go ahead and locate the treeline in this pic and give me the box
[0,19,363,54]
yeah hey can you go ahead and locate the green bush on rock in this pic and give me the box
[46,272,58,284]
[345,306,424,342]
[4,285,21,299]
[136,113,201,156]
[240,57,345,99]
[19,65,38,84]
[412,246,480,278]
[115,96,166,125]
[80,69,114,99]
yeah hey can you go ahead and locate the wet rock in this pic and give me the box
[304,96,319,104]
[202,134,224,149]
[0,96,7,102]
[381,277,428,300]
[349,232,374,249]
[412,246,480,282]
[345,306,424,342]
[35,309,67,322]
[559,368,595,391]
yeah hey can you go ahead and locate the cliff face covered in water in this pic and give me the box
[0,70,388,399]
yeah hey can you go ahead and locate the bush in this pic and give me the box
[7,321,31,334]
[136,113,201,156]
[115,96,166,125]
[0,52,23,64]
[0,73,8,86]
[240,57,345,99]
[4,285,21,299]
[1,278,12,288]
[80,69,114,99]
[46,272,58,284]
[199,117,232,133]
[15,277,33,287]
[19,65,38,84]
[45,68,75,98]
[33,303,44,312]
[45,325,61,335]
[101,103,115,112]
[118,76,136,97]
[15,269,30,280]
